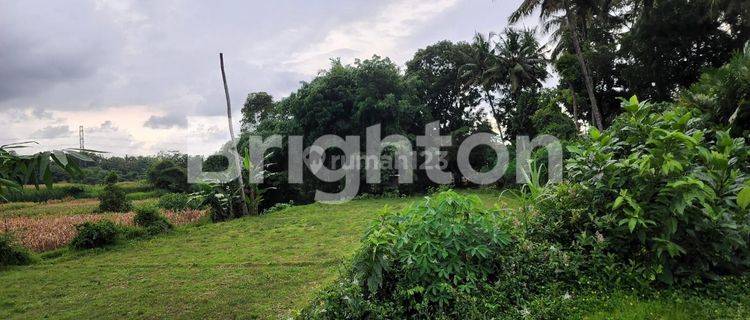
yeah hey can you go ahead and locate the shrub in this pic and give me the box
[2,184,92,203]
[133,205,173,235]
[564,96,750,284]
[0,233,33,266]
[300,192,597,319]
[98,172,132,213]
[158,193,193,211]
[351,191,511,316]
[69,221,120,250]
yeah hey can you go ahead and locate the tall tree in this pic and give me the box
[618,0,740,100]
[241,92,274,130]
[510,0,605,130]
[460,33,505,137]
[492,28,548,96]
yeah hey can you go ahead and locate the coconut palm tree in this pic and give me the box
[509,0,605,130]
[491,28,548,96]
[460,32,505,136]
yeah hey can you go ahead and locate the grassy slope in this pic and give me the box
[1,191,749,319]
[0,192,502,319]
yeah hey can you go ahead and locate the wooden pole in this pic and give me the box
[219,53,250,217]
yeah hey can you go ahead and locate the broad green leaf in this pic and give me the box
[52,150,68,166]
[613,196,624,209]
[628,218,637,233]
[738,186,750,210]
[588,127,601,140]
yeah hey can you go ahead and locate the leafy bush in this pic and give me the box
[300,192,599,319]
[345,191,511,316]
[69,221,120,250]
[97,172,133,213]
[0,233,33,266]
[133,205,173,235]
[563,96,750,284]
[157,193,194,211]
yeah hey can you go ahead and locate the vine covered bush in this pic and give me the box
[300,97,750,319]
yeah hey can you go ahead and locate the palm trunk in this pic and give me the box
[563,0,604,130]
[220,53,250,217]
[485,88,504,141]
[568,82,580,132]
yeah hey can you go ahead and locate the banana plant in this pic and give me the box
[0,141,97,202]
[242,152,277,215]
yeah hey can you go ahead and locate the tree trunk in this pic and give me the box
[485,88,504,141]
[568,82,580,132]
[220,53,250,217]
[563,0,604,130]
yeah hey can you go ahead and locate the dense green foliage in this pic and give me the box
[0,233,33,266]
[69,220,120,250]
[147,159,189,193]
[563,97,750,284]
[685,43,750,136]
[191,183,246,222]
[97,172,133,213]
[133,205,173,235]
[353,191,509,312]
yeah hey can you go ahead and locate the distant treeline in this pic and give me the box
[48,151,187,185]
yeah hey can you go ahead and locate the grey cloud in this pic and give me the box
[31,108,54,120]
[2,0,523,155]
[0,1,120,104]
[87,120,119,133]
[144,113,188,129]
[6,107,56,122]
[32,125,73,139]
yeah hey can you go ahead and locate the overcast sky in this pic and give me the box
[0,0,537,156]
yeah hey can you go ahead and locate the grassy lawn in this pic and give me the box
[0,192,501,319]
[1,190,748,319]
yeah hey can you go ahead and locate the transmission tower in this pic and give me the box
[79,126,84,149]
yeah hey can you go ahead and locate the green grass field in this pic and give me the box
[1,191,749,319]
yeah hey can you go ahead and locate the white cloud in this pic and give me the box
[283,0,459,75]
